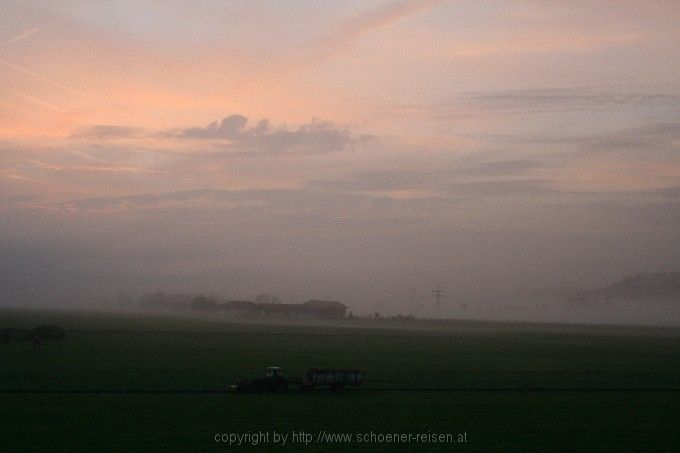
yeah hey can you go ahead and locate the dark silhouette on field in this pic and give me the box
[231,367,366,393]
[32,335,42,352]
[32,325,65,340]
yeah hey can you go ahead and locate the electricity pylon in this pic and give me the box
[432,284,445,307]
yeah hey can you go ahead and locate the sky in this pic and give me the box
[1,0,679,314]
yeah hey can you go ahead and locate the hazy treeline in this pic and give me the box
[5,271,676,326]
[113,291,283,312]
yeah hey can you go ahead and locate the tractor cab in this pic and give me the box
[230,367,289,393]
[266,367,283,381]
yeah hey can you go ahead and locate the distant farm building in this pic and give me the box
[299,300,347,319]
[222,299,347,319]
[222,300,256,314]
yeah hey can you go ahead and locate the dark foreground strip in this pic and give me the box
[2,388,680,394]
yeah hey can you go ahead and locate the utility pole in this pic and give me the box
[432,284,445,307]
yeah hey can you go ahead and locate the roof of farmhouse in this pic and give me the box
[302,300,347,310]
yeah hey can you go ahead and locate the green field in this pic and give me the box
[2,309,680,451]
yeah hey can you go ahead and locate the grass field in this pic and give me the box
[2,308,680,451]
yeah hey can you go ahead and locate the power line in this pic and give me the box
[432,284,444,306]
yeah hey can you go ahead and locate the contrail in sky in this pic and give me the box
[294,0,445,68]
[15,91,63,113]
[0,58,88,98]
[2,27,39,45]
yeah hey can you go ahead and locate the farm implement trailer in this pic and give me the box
[230,367,367,393]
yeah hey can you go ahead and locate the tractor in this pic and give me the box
[230,366,367,393]
[230,366,289,393]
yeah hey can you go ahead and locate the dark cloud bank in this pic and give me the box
[72,114,373,153]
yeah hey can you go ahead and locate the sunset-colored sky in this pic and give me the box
[2,1,680,312]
